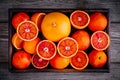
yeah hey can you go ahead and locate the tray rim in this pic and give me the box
[8,8,110,73]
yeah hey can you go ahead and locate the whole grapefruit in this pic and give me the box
[41,12,71,42]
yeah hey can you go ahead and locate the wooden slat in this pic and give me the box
[0,22,120,62]
[0,0,120,22]
[0,62,120,80]
[0,23,8,62]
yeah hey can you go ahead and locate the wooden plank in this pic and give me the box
[0,0,120,22]
[0,23,8,62]
[0,22,120,62]
[0,62,120,80]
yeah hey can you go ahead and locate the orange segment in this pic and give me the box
[91,31,110,51]
[17,20,39,41]
[12,33,23,49]
[36,40,56,60]
[57,37,78,58]
[70,50,89,70]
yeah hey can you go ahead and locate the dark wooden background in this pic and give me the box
[0,0,120,80]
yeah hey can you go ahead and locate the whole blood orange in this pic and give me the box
[70,10,90,29]
[91,31,110,51]
[32,54,49,69]
[72,30,90,50]
[50,54,69,69]
[36,40,56,60]
[57,37,78,58]
[12,50,31,69]
[23,37,41,54]
[12,33,23,49]
[12,12,30,29]
[41,12,71,42]
[17,20,39,41]
[70,50,89,70]
[88,12,108,31]
[88,50,107,68]
[31,12,46,31]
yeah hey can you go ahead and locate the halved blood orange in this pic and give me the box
[70,10,90,29]
[31,12,46,31]
[32,54,49,69]
[36,40,56,60]
[57,37,78,58]
[70,50,89,70]
[91,31,110,51]
[17,20,39,41]
[12,33,23,49]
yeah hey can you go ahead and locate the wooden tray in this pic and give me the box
[8,8,110,73]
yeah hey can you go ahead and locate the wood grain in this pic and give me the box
[0,0,120,80]
[0,62,120,80]
[0,0,120,22]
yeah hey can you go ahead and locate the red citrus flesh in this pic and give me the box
[70,10,90,29]
[17,20,39,41]
[70,50,89,70]
[91,31,110,51]
[36,40,56,60]
[57,37,78,58]
[32,54,49,69]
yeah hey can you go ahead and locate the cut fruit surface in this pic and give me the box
[32,54,49,69]
[70,50,89,70]
[36,40,56,60]
[57,37,78,58]
[91,31,110,51]
[41,12,71,42]
[70,10,90,29]
[31,12,46,31]
[17,20,39,41]
[12,33,23,49]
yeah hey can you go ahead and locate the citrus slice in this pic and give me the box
[36,40,56,60]
[70,10,90,29]
[41,12,71,42]
[32,54,49,69]
[70,50,89,70]
[12,33,23,49]
[31,12,46,31]
[91,31,110,51]
[17,20,39,41]
[57,37,78,58]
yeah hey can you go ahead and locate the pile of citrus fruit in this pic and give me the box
[11,10,110,71]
